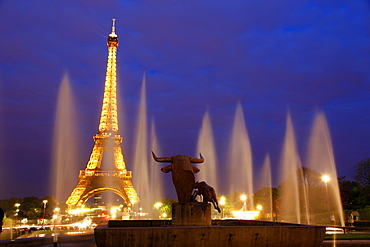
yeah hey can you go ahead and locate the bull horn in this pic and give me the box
[190,153,204,163]
[151,151,172,163]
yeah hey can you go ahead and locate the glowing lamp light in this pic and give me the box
[220,197,226,206]
[256,205,263,211]
[322,175,330,183]
[240,195,247,202]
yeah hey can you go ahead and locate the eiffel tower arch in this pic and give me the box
[66,19,139,208]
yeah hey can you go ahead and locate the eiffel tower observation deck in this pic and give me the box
[66,19,139,208]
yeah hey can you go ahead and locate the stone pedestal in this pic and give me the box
[95,219,326,247]
[172,202,211,226]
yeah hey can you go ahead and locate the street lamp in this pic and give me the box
[53,207,60,247]
[154,202,163,219]
[322,175,330,184]
[322,175,331,221]
[42,200,48,228]
[257,205,263,219]
[240,195,247,211]
[15,203,20,226]
[219,197,226,219]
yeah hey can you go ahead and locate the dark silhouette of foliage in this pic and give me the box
[354,158,370,187]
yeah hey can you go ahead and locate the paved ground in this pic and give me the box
[38,239,97,247]
[4,237,370,246]
[37,239,370,247]
[322,240,370,246]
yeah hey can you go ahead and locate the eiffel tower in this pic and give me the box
[66,19,139,208]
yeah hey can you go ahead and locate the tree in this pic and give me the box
[354,158,370,187]
[156,198,177,217]
[296,167,322,188]
[254,187,278,218]
[0,197,22,217]
[22,196,42,219]
[338,176,364,209]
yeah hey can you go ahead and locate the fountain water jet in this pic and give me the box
[132,74,151,216]
[228,103,254,209]
[51,74,80,246]
[260,154,274,221]
[51,74,80,202]
[278,111,307,224]
[196,110,218,190]
[149,119,164,216]
[307,111,344,227]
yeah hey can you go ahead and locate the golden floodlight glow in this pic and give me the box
[68,207,91,215]
[232,210,260,220]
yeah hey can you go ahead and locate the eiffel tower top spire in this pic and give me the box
[110,18,117,37]
[98,18,119,134]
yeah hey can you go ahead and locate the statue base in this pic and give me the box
[172,202,211,226]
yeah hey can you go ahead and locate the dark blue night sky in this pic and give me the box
[0,1,369,200]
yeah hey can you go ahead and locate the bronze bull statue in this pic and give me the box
[192,181,221,213]
[152,152,204,203]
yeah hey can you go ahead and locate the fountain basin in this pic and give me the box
[94,219,325,247]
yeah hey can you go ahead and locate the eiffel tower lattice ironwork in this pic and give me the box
[66,19,139,208]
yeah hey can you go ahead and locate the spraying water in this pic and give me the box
[132,74,151,215]
[196,110,218,190]
[228,103,254,210]
[149,119,164,216]
[307,111,344,226]
[278,112,305,223]
[261,154,273,221]
[51,74,80,202]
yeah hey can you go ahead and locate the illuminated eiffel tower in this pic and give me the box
[66,19,139,208]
